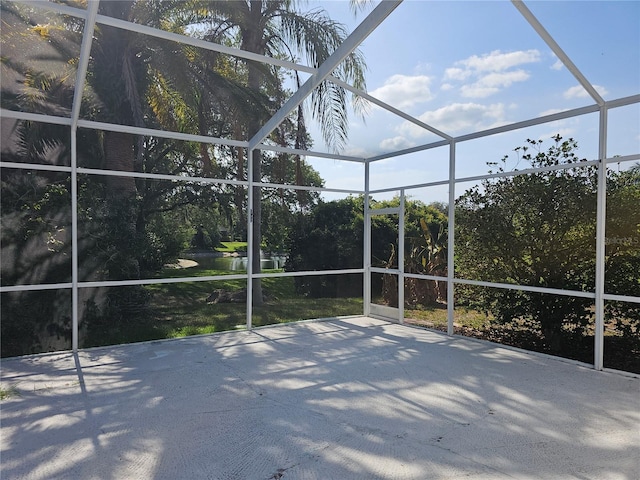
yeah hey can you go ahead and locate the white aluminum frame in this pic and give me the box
[367,201,403,323]
[1,0,638,372]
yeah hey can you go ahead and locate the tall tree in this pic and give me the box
[604,163,640,354]
[196,0,367,304]
[3,0,366,324]
[456,137,599,353]
[82,1,264,279]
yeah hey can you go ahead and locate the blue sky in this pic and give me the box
[297,1,640,201]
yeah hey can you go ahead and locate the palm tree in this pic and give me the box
[87,1,267,279]
[195,0,367,304]
[4,0,367,302]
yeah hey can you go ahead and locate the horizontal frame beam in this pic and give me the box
[369,207,400,216]
[367,95,639,163]
[257,143,365,163]
[453,278,596,299]
[251,268,364,279]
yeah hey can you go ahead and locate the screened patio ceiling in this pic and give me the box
[1,0,639,373]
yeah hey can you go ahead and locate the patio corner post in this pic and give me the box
[246,148,254,330]
[70,1,100,351]
[364,161,371,317]
[447,140,456,336]
[594,106,608,370]
[71,130,79,351]
[399,189,405,324]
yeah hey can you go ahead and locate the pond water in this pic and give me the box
[184,253,287,271]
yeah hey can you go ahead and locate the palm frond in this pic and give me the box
[310,80,348,152]
[274,7,367,151]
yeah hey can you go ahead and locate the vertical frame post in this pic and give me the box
[70,1,99,351]
[594,106,608,370]
[71,130,79,351]
[246,148,254,330]
[447,141,456,336]
[364,162,371,317]
[399,189,405,324]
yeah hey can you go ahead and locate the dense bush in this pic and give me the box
[455,137,640,353]
[287,197,364,297]
[287,196,448,301]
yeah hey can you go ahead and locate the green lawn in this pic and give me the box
[0,384,20,401]
[84,264,362,348]
[80,271,638,373]
[405,305,490,330]
[215,241,247,253]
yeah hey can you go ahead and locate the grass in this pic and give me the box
[215,241,247,253]
[82,263,638,373]
[0,383,20,400]
[404,302,639,373]
[405,304,490,330]
[84,264,362,348]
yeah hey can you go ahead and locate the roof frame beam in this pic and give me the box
[512,0,605,106]
[330,77,452,141]
[19,0,448,148]
[366,94,640,162]
[14,0,633,164]
[18,0,317,74]
[70,0,99,129]
[248,0,403,151]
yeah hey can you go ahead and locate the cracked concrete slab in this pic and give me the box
[1,317,638,479]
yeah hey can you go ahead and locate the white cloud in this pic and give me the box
[457,49,541,72]
[341,145,372,158]
[551,59,564,70]
[442,49,540,99]
[460,70,531,98]
[459,85,500,98]
[440,83,454,91]
[537,127,575,140]
[563,85,586,99]
[563,84,609,99]
[399,103,507,136]
[480,70,531,88]
[376,102,510,156]
[539,108,564,116]
[379,136,416,151]
[444,67,471,81]
[370,74,433,109]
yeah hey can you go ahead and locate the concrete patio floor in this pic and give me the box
[1,317,638,480]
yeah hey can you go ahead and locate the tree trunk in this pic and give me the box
[242,1,267,306]
[103,130,140,280]
[104,131,137,197]
[198,99,214,177]
[251,149,264,306]
[234,122,246,234]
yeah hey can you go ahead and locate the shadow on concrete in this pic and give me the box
[1,317,638,479]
